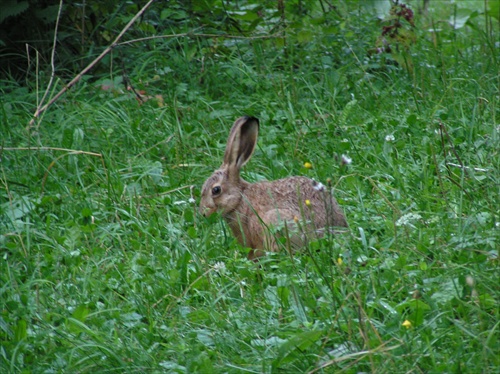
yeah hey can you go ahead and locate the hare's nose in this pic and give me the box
[199,203,215,217]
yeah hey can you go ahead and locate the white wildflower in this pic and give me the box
[385,134,395,142]
[466,275,475,287]
[174,198,196,205]
[396,213,422,227]
[313,181,325,192]
[213,261,226,274]
[341,154,352,165]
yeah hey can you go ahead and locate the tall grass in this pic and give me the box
[1,1,498,372]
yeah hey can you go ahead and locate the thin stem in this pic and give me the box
[29,0,156,126]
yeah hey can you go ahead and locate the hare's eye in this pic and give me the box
[212,186,221,196]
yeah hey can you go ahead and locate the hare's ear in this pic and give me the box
[223,116,259,171]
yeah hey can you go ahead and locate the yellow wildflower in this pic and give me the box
[304,162,313,169]
[337,258,343,265]
[305,199,311,207]
[402,320,412,329]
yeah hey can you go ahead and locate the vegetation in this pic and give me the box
[1,0,498,372]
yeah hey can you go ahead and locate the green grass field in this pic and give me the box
[1,1,499,372]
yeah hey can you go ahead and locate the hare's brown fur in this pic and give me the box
[200,116,347,260]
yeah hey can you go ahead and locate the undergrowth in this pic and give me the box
[1,1,498,373]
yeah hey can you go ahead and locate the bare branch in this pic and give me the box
[29,0,155,127]
[35,0,63,121]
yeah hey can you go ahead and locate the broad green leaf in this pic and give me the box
[431,278,460,304]
[72,304,90,322]
[273,330,323,368]
[488,0,500,20]
[14,319,27,342]
[0,0,29,24]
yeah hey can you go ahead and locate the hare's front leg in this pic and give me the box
[245,209,300,259]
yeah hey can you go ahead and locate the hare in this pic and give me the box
[200,116,348,260]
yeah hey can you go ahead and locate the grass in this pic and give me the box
[1,1,499,373]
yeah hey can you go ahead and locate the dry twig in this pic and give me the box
[29,0,155,127]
